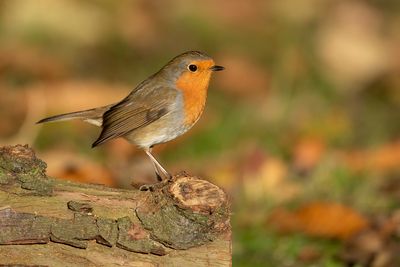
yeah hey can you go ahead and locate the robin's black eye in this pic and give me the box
[188,64,198,72]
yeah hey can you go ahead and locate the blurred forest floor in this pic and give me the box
[0,1,400,266]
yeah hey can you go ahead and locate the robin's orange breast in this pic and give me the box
[175,61,214,126]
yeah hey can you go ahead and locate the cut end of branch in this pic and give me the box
[169,174,227,215]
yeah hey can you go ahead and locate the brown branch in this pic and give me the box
[0,145,231,267]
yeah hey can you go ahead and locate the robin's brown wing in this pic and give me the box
[92,87,178,147]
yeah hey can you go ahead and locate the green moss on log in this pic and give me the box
[0,144,52,195]
[116,217,167,255]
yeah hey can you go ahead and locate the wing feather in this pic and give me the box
[92,87,178,147]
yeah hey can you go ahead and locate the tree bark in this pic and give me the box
[0,145,231,267]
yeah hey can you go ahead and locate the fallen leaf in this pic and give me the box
[293,137,326,174]
[268,202,369,240]
[342,141,400,173]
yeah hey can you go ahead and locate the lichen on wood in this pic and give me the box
[0,144,52,195]
[0,145,231,266]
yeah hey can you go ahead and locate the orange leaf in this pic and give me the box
[342,141,400,173]
[293,137,326,172]
[268,202,369,240]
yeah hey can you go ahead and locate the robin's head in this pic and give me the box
[157,51,224,125]
[159,51,224,89]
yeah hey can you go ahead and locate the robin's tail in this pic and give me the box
[37,105,113,127]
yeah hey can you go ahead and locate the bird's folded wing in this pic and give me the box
[92,87,178,147]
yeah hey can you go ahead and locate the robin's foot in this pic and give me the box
[156,172,162,182]
[164,173,172,181]
[154,168,171,182]
[139,184,155,191]
[139,176,172,191]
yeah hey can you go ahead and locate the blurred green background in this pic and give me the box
[1,0,400,266]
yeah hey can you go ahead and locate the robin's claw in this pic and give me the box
[166,174,173,181]
[139,184,155,191]
[155,172,163,182]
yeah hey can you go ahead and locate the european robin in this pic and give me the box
[37,51,224,182]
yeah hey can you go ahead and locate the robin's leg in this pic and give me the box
[147,147,162,182]
[144,147,171,180]
[140,148,171,191]
[150,160,163,182]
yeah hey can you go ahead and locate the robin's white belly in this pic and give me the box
[124,99,191,148]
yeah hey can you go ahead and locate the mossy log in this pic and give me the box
[0,145,231,267]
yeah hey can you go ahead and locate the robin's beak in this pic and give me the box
[210,65,225,71]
